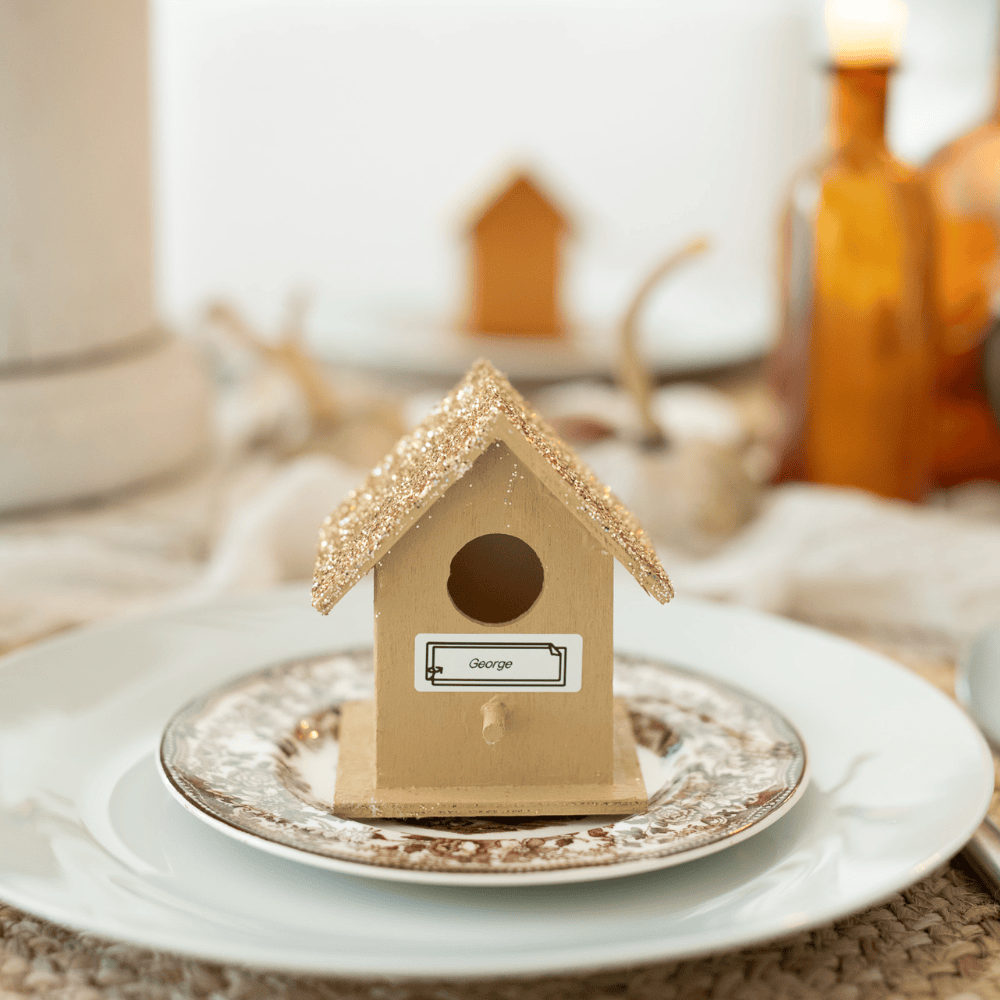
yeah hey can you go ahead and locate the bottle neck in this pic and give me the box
[829,64,891,156]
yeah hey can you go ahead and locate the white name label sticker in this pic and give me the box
[414,634,583,693]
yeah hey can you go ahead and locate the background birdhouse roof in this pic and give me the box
[468,172,570,236]
[312,359,673,614]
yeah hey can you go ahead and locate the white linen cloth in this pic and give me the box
[2,373,999,659]
[664,482,1000,654]
[0,453,356,653]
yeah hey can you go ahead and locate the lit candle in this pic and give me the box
[824,0,907,66]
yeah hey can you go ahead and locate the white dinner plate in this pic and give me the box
[158,649,808,885]
[311,270,773,383]
[957,620,1000,749]
[0,574,993,979]
[312,313,769,383]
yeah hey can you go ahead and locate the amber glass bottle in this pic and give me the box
[771,65,935,501]
[924,90,1000,485]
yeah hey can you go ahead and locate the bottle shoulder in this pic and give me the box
[788,145,916,185]
[925,119,1000,219]
[783,147,925,225]
[927,118,1000,175]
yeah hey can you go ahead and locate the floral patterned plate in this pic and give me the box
[159,649,807,885]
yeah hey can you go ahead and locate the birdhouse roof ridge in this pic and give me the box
[311,359,673,614]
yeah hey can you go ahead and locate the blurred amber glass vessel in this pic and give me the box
[772,65,935,501]
[924,102,1000,485]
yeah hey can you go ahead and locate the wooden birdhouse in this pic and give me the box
[465,172,569,338]
[312,360,673,818]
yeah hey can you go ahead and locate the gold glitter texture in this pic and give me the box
[312,359,673,614]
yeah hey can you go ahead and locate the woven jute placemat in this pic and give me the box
[2,647,998,1000]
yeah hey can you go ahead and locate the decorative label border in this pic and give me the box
[414,634,583,692]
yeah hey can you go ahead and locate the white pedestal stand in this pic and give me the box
[0,1,211,514]
[0,333,211,514]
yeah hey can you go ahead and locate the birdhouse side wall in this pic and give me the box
[373,439,614,790]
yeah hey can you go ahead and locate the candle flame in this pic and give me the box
[825,0,907,66]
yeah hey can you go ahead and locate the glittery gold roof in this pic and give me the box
[312,359,673,614]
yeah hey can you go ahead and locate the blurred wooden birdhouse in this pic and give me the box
[466,172,570,338]
[313,360,672,818]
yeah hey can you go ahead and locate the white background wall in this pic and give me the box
[150,0,999,362]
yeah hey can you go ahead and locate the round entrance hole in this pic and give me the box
[447,533,544,625]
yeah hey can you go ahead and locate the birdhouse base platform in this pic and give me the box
[333,699,648,819]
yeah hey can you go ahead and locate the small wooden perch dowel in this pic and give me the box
[482,697,508,745]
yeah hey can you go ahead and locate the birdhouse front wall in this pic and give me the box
[372,438,614,791]
[470,228,562,337]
